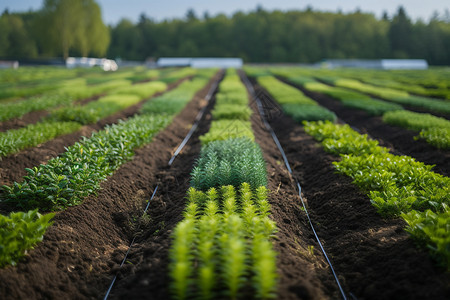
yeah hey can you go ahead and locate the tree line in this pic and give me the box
[0,0,109,60]
[1,1,450,65]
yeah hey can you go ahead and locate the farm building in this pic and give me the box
[320,59,429,69]
[157,57,243,68]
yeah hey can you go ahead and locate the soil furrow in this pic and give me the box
[246,83,339,299]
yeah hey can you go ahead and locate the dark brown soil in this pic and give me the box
[0,109,49,132]
[248,91,338,299]
[0,72,222,300]
[107,89,215,300]
[1,71,448,300]
[251,81,449,300]
[109,73,338,300]
[278,77,450,177]
[0,77,192,187]
[76,94,105,105]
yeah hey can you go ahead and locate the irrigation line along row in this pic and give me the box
[103,72,221,300]
[168,74,221,166]
[103,186,159,300]
[240,71,348,300]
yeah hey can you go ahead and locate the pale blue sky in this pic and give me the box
[2,0,449,25]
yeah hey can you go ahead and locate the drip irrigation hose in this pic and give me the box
[240,71,348,300]
[168,76,220,165]
[103,71,222,299]
[103,187,159,300]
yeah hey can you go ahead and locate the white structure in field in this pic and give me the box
[0,60,19,69]
[157,57,243,68]
[157,57,192,67]
[66,57,118,71]
[320,59,428,70]
[380,59,428,69]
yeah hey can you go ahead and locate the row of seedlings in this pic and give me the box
[169,69,278,299]
[0,67,86,101]
[0,68,195,157]
[0,69,217,268]
[268,68,450,149]
[265,67,403,116]
[254,75,337,122]
[246,66,450,269]
[319,75,450,114]
[0,67,142,117]
[323,68,450,100]
[382,110,450,149]
[248,68,450,270]
[303,120,449,270]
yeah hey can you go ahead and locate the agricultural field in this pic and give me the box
[0,65,449,300]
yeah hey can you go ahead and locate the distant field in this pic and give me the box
[0,65,448,300]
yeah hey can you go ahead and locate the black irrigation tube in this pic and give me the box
[103,72,222,300]
[168,76,220,166]
[240,71,349,300]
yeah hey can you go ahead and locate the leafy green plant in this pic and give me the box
[140,77,210,115]
[2,114,170,211]
[303,120,450,268]
[330,77,450,114]
[340,98,402,115]
[199,120,255,144]
[258,76,317,106]
[0,121,82,157]
[383,110,450,132]
[170,69,278,298]
[419,128,450,149]
[112,81,167,98]
[0,94,73,122]
[282,103,337,122]
[332,77,409,99]
[48,94,142,125]
[211,104,252,120]
[0,209,54,267]
[286,76,403,115]
[169,219,196,300]
[191,138,267,190]
[383,110,450,149]
[251,237,277,299]
[169,184,277,299]
[402,209,450,271]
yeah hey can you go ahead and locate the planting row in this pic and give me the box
[268,68,403,116]
[0,68,197,157]
[0,69,216,268]
[303,121,449,269]
[256,75,336,122]
[263,68,450,150]
[246,67,449,270]
[169,69,277,299]
[325,67,450,100]
[320,76,450,114]
[0,67,184,122]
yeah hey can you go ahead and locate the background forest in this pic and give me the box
[1,0,450,65]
